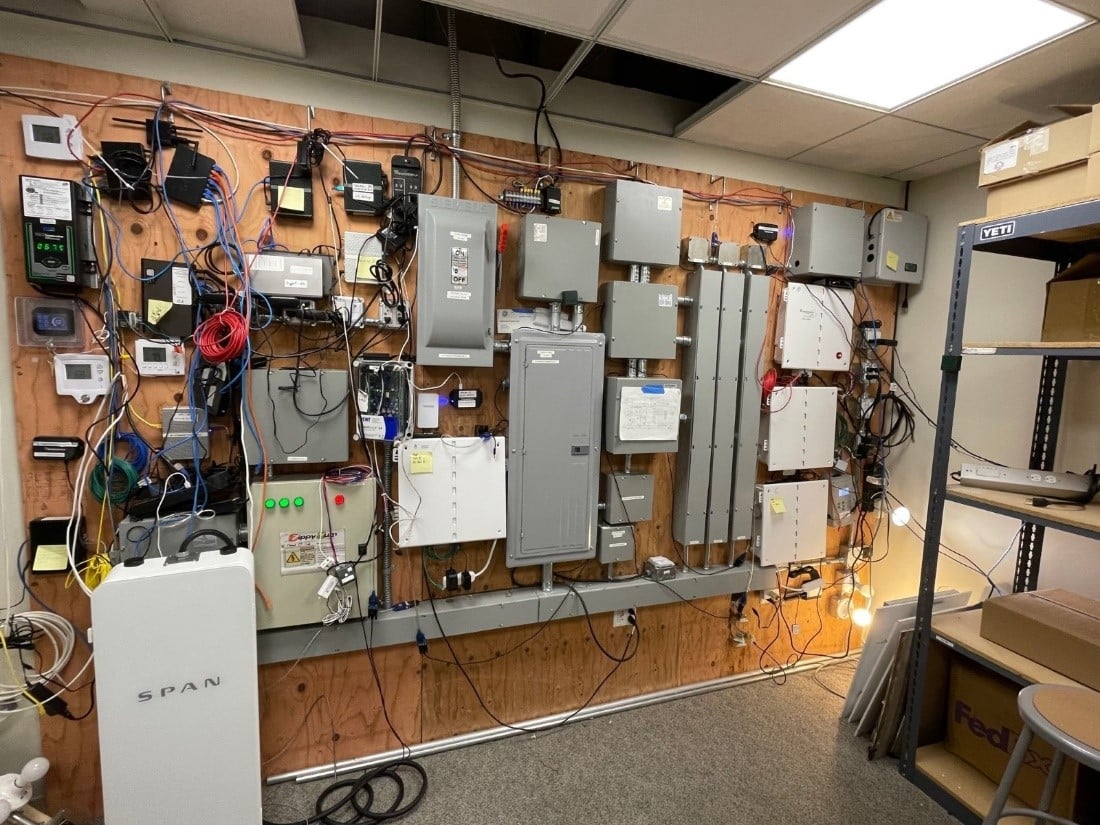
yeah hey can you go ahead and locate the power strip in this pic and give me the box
[958,463,1093,501]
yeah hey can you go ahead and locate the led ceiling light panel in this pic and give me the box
[767,0,1089,111]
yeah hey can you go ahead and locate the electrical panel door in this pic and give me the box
[416,195,497,367]
[754,480,828,567]
[507,330,604,567]
[773,283,855,372]
[759,386,838,471]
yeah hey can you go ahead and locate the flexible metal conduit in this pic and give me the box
[446,8,461,198]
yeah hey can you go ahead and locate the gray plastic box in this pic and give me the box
[506,330,605,568]
[601,281,679,359]
[602,180,683,266]
[788,202,864,279]
[604,377,681,454]
[597,523,636,564]
[416,195,497,367]
[518,215,601,303]
[602,472,654,524]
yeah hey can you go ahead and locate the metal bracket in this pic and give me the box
[940,355,962,372]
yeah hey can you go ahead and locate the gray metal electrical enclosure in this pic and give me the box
[604,377,681,454]
[729,275,769,542]
[788,202,865,279]
[602,472,654,524]
[602,180,683,266]
[601,281,679,359]
[242,368,350,465]
[416,195,497,367]
[518,215,602,303]
[863,208,928,284]
[507,330,605,568]
[597,523,636,564]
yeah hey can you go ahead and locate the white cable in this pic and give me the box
[0,611,81,715]
[154,472,188,557]
[469,540,497,582]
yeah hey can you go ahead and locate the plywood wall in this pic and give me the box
[0,54,895,818]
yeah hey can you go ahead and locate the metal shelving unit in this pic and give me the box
[899,197,1100,820]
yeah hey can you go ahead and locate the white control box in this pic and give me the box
[135,339,186,376]
[54,353,110,404]
[754,479,828,567]
[248,475,377,631]
[22,114,83,161]
[396,436,506,547]
[774,283,855,371]
[759,386,838,471]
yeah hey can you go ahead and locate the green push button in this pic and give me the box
[264,498,276,510]
[293,496,305,507]
[278,497,290,509]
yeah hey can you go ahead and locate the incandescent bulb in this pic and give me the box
[890,506,911,527]
[852,607,873,628]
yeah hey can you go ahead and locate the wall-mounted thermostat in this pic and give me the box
[22,114,83,161]
[54,354,110,404]
[135,339,186,376]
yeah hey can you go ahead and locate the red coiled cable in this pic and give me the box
[194,309,248,363]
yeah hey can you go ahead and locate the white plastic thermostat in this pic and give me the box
[54,354,111,404]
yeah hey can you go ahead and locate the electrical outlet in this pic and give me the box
[613,608,632,628]
[791,623,801,636]
[333,295,367,328]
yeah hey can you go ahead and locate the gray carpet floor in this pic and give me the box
[262,664,960,825]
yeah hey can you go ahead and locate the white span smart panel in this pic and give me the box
[753,479,828,567]
[773,283,855,371]
[396,436,506,547]
[759,386,838,471]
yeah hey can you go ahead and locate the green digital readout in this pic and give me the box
[35,241,67,252]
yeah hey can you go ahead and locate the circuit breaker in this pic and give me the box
[604,377,681,454]
[601,281,679,359]
[863,208,928,285]
[788,202,865,280]
[416,195,497,367]
[395,436,506,547]
[242,368,350,465]
[774,283,855,372]
[759,386,838,471]
[753,479,828,567]
[507,330,605,567]
[602,180,683,266]
[248,475,377,631]
[518,214,601,303]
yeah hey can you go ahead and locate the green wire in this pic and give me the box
[89,457,140,506]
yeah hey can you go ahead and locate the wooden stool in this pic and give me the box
[982,684,1100,825]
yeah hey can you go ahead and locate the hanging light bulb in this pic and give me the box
[852,607,873,628]
[891,505,911,527]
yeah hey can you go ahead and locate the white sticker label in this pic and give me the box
[350,182,376,201]
[657,292,675,308]
[533,222,548,243]
[437,353,472,359]
[280,529,346,575]
[171,266,192,306]
[249,255,285,272]
[594,228,600,246]
[983,139,1020,175]
[21,176,73,221]
[451,246,468,285]
[618,386,681,442]
[450,231,472,242]
[884,209,902,222]
[1023,126,1050,155]
[361,415,387,440]
[447,290,471,301]
[656,195,673,212]
[289,264,315,276]
[285,278,309,289]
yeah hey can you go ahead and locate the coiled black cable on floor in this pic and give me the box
[262,759,428,825]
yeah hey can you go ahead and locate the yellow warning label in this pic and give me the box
[285,551,301,565]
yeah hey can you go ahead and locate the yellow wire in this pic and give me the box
[0,619,46,716]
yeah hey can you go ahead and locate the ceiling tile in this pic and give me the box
[1056,0,1100,18]
[792,117,985,177]
[678,85,880,157]
[602,0,871,78]
[163,0,304,56]
[898,24,1100,139]
[887,147,982,182]
[430,0,619,38]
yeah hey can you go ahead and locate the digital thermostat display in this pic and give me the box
[31,307,76,337]
[134,339,186,376]
[32,123,62,144]
[54,354,110,405]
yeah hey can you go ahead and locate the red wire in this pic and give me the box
[194,309,248,363]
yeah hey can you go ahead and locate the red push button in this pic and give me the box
[334,494,346,505]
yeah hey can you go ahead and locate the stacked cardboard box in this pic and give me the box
[979,105,1100,216]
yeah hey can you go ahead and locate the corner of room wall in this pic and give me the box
[870,164,1100,605]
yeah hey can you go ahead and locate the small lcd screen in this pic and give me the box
[65,363,92,381]
[32,308,76,337]
[143,347,168,363]
[32,123,63,144]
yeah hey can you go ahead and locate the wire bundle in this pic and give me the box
[195,308,249,362]
[0,611,85,717]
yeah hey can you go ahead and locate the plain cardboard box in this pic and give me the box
[979,114,1093,187]
[1091,103,1100,155]
[980,589,1100,689]
[1042,255,1100,342]
[985,153,1100,216]
[945,656,1076,815]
